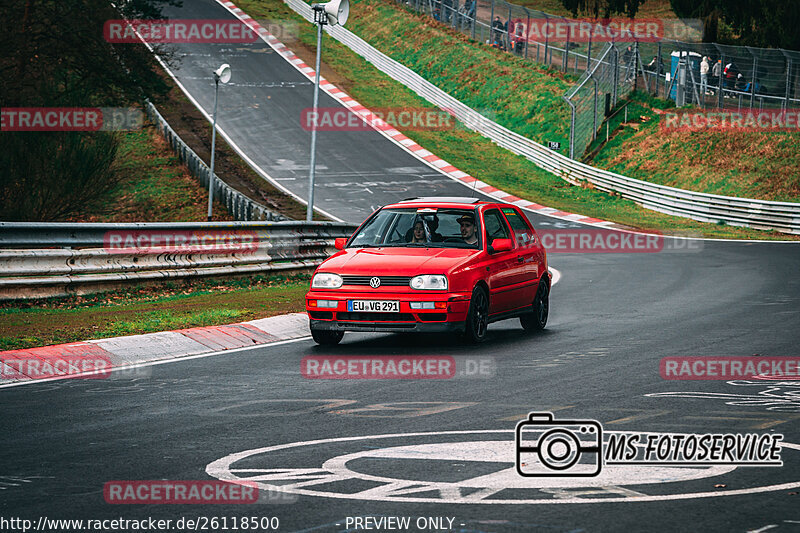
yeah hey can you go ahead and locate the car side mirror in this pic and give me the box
[488,238,512,253]
[334,238,347,250]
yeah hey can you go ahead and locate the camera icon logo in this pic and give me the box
[515,412,603,477]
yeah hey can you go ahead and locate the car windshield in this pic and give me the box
[348,208,481,249]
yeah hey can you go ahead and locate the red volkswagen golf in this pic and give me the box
[305,197,550,345]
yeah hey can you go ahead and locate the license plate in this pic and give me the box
[347,300,400,312]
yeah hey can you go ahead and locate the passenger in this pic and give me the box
[407,219,427,243]
[428,216,444,242]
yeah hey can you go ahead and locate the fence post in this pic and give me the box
[507,5,512,52]
[612,46,619,107]
[749,50,757,109]
[524,10,530,59]
[543,13,549,66]
[564,25,570,73]
[717,48,725,108]
[471,0,476,40]
[587,36,592,72]
[786,56,792,111]
[655,42,662,96]
[563,95,576,159]
[592,77,598,139]
[490,0,495,42]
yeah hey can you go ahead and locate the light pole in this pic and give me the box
[208,63,232,221]
[306,0,350,221]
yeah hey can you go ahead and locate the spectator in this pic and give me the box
[513,23,525,55]
[735,72,747,92]
[700,56,709,95]
[723,61,738,90]
[492,16,505,44]
[711,59,722,92]
[646,55,663,75]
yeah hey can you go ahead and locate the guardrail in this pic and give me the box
[0,221,357,299]
[144,102,287,222]
[282,0,800,234]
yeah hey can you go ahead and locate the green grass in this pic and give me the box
[587,92,800,202]
[65,127,232,222]
[231,0,798,240]
[0,274,310,350]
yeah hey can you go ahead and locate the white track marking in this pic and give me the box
[207,429,800,505]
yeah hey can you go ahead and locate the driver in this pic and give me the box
[458,214,478,245]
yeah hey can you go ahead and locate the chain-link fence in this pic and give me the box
[638,41,800,112]
[395,0,800,159]
[562,42,641,158]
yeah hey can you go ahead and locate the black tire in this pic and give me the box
[464,285,489,343]
[311,329,344,346]
[521,278,549,332]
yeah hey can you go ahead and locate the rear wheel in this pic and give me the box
[311,329,344,345]
[521,278,549,331]
[464,285,489,343]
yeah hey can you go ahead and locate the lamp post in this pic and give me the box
[306,0,350,221]
[208,63,232,221]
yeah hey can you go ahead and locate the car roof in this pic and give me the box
[385,196,500,209]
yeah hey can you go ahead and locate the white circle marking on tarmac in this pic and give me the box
[206,429,800,504]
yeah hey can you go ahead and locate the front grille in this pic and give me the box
[337,312,415,322]
[341,275,412,287]
[309,311,333,320]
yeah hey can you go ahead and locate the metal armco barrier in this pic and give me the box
[282,0,800,234]
[0,221,357,299]
[144,102,287,222]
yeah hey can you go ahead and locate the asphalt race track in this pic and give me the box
[2,0,800,531]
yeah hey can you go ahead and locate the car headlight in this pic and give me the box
[312,273,343,289]
[410,275,448,290]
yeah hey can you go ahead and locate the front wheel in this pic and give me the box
[311,329,344,346]
[464,285,489,343]
[520,278,549,331]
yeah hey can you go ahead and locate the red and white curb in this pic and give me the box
[0,313,310,386]
[217,0,623,230]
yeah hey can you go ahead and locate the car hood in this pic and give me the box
[319,247,477,276]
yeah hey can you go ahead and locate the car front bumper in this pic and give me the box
[305,290,471,334]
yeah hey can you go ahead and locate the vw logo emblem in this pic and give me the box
[369,277,381,288]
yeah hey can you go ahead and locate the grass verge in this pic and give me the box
[65,127,234,222]
[233,0,796,239]
[0,274,310,350]
[586,92,800,202]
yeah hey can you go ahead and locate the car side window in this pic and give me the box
[483,209,511,246]
[501,207,535,247]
